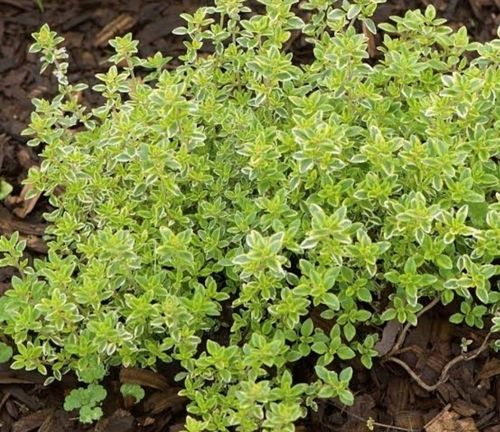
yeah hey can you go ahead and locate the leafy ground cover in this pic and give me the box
[0,0,499,431]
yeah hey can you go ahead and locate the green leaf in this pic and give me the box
[363,18,377,35]
[476,287,489,304]
[343,323,356,342]
[384,272,400,284]
[301,318,314,337]
[346,4,361,20]
[436,255,453,270]
[339,367,353,383]
[425,5,436,20]
[339,389,354,406]
[337,346,355,360]
[0,342,13,363]
[449,313,464,324]
[0,181,13,200]
[312,342,328,355]
[323,293,340,310]
[404,258,417,274]
[314,365,330,382]
[380,309,397,321]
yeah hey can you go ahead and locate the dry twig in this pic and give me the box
[327,400,417,431]
[386,332,491,392]
[389,297,441,356]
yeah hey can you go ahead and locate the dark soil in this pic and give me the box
[0,0,499,431]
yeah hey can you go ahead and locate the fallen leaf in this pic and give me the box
[5,385,42,411]
[425,406,478,432]
[0,376,33,384]
[375,319,402,356]
[395,410,424,430]
[452,399,476,417]
[16,147,37,170]
[23,235,48,254]
[119,367,170,391]
[38,410,59,432]
[95,14,136,47]
[0,133,8,172]
[143,389,186,415]
[94,409,135,432]
[139,417,155,427]
[12,409,52,432]
[479,358,500,381]
[0,205,45,236]
[385,376,409,415]
[362,22,377,58]
[12,184,41,219]
[0,366,45,385]
[6,399,19,419]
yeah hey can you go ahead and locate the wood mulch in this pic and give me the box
[0,0,499,431]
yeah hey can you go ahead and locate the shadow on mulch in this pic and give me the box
[0,0,499,431]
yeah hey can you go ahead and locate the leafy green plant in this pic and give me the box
[63,384,106,423]
[0,0,498,430]
[120,383,145,403]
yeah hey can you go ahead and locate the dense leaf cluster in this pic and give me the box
[0,0,498,430]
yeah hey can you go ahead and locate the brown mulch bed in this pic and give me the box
[0,0,499,431]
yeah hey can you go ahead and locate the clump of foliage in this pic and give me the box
[64,384,107,423]
[0,0,498,430]
[120,383,145,403]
